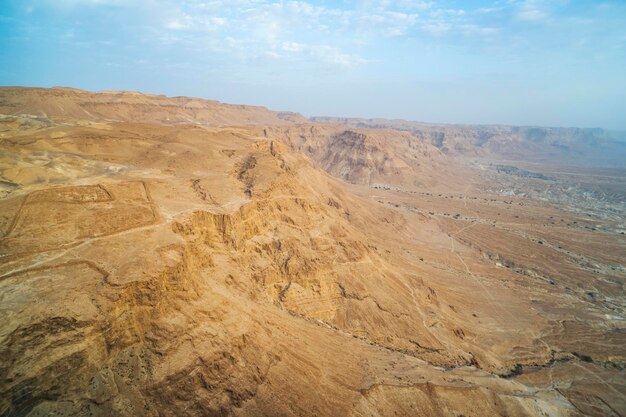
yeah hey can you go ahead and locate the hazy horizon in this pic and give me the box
[1,0,626,130]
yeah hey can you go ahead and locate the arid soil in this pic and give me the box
[0,87,624,417]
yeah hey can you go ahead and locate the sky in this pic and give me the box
[1,0,625,129]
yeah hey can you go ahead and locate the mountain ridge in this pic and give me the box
[0,86,308,126]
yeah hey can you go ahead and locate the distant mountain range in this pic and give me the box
[310,116,626,167]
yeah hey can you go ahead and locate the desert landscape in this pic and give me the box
[0,87,624,416]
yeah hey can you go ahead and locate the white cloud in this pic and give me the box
[429,9,465,18]
[359,11,419,37]
[422,21,452,36]
[281,41,305,52]
[309,45,367,67]
[32,0,516,68]
[460,25,499,37]
[165,18,189,30]
[475,7,503,14]
[275,41,366,68]
[33,0,130,8]
[515,0,549,22]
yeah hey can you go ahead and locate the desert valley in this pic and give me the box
[0,86,625,417]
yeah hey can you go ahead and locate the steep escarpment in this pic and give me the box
[256,125,476,192]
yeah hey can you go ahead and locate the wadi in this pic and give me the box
[0,87,624,417]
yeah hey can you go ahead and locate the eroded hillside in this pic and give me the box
[0,88,624,417]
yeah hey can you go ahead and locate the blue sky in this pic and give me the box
[1,0,625,129]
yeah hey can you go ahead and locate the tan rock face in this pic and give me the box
[0,88,624,417]
[256,125,473,191]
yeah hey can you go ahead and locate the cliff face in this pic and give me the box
[255,125,477,192]
[1,88,624,417]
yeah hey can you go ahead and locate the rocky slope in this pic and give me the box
[0,88,624,417]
